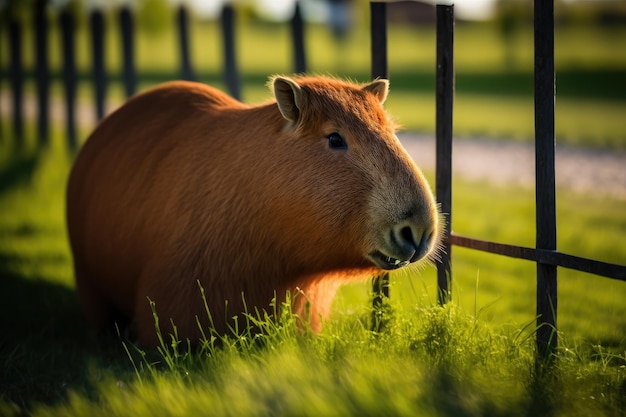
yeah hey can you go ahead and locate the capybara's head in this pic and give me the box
[267,75,441,275]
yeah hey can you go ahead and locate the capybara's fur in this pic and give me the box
[66,75,440,346]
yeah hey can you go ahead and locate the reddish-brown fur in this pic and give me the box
[66,75,440,346]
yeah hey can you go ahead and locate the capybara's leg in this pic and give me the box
[290,278,341,332]
[134,272,238,347]
[134,297,208,347]
[74,263,121,332]
[132,281,204,347]
[133,293,161,347]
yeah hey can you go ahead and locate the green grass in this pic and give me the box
[0,129,624,416]
[26,303,626,417]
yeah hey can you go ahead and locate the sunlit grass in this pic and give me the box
[26,300,626,417]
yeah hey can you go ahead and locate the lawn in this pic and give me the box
[0,129,624,416]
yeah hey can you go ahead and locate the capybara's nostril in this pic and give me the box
[400,226,417,249]
[412,229,435,262]
[390,225,419,261]
[393,223,436,263]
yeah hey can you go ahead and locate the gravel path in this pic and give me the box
[398,132,626,200]
[2,92,625,199]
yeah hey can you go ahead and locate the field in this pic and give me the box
[1,9,626,417]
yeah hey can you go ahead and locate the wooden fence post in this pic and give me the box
[90,9,107,121]
[290,1,307,74]
[8,16,24,144]
[370,1,389,332]
[177,5,195,81]
[534,0,558,359]
[435,3,454,305]
[34,0,50,145]
[119,7,137,98]
[60,8,77,149]
[221,4,241,100]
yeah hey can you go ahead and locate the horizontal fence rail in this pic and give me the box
[450,234,626,282]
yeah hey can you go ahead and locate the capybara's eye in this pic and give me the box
[328,132,347,150]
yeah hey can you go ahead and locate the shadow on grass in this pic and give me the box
[0,151,42,195]
[0,138,135,412]
[423,359,562,417]
[0,259,133,411]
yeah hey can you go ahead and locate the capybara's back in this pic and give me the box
[67,76,440,346]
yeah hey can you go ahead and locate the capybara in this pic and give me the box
[66,75,440,346]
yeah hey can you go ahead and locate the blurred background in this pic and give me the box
[1,0,625,147]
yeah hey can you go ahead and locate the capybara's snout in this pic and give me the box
[391,220,437,262]
[368,212,438,271]
[364,147,440,272]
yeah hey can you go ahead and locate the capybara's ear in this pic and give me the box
[272,76,303,123]
[362,79,389,104]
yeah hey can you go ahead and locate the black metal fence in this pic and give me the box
[428,1,626,359]
[2,0,309,147]
[2,1,625,358]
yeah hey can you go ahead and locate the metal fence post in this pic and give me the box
[291,1,307,74]
[60,8,77,149]
[34,0,50,145]
[534,0,558,359]
[177,5,195,81]
[370,2,389,332]
[435,3,454,305]
[90,9,107,122]
[221,4,241,100]
[370,2,387,80]
[120,7,137,98]
[8,16,24,144]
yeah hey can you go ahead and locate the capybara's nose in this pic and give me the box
[411,228,436,262]
[391,225,419,261]
[391,224,434,263]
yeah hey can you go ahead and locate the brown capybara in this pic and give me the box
[66,75,441,346]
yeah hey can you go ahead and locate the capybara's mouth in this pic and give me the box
[368,250,411,270]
